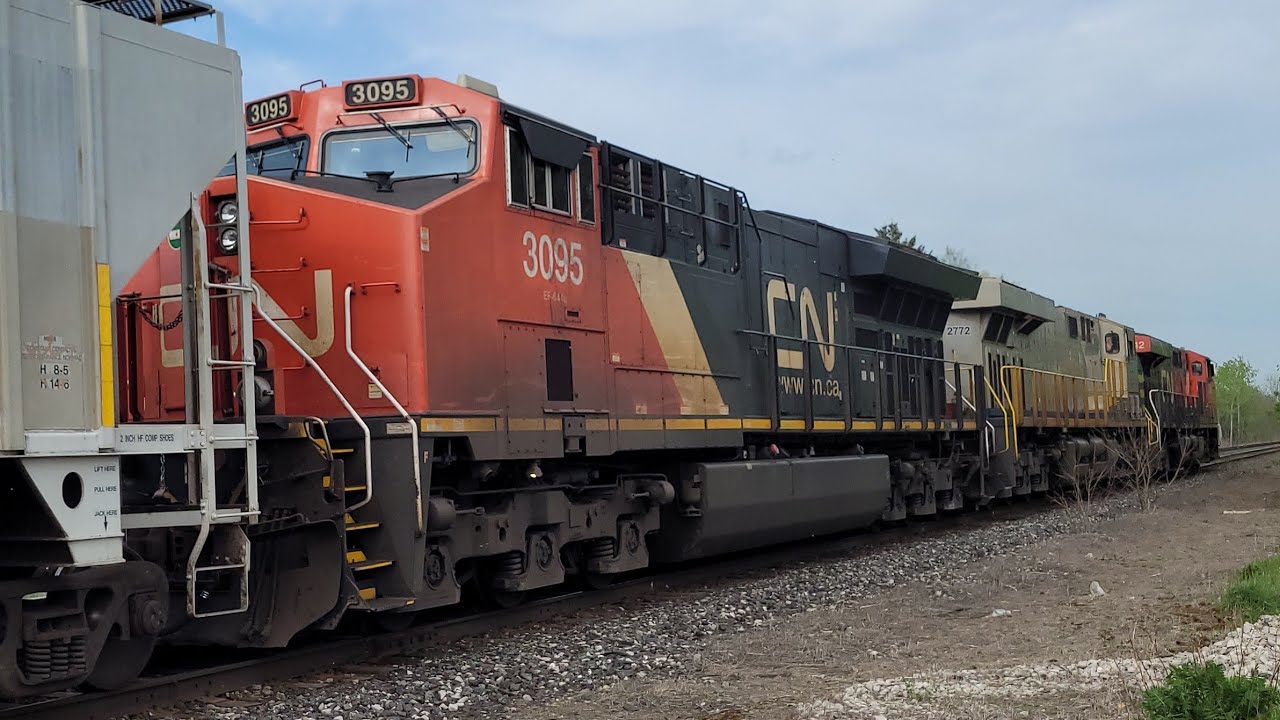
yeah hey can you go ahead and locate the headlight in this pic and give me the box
[218,228,239,254]
[216,200,239,225]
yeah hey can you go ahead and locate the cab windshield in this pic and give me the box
[218,135,310,179]
[323,121,477,180]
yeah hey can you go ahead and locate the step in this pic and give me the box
[311,437,355,456]
[345,549,393,572]
[344,513,380,532]
[344,485,367,493]
[358,585,377,601]
[364,597,415,612]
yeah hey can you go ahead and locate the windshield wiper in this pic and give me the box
[289,167,387,188]
[430,106,475,157]
[383,170,466,183]
[275,127,306,175]
[370,112,413,162]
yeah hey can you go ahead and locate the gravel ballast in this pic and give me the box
[147,477,1205,720]
[799,614,1280,719]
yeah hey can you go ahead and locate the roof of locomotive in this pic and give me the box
[953,275,1056,320]
[749,210,981,300]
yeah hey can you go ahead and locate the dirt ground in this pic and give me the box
[525,456,1280,720]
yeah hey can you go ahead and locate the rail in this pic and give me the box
[344,285,422,532]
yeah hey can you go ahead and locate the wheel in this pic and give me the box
[80,632,155,691]
[486,589,526,609]
[580,572,615,591]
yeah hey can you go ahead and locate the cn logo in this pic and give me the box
[765,278,837,373]
[160,270,335,367]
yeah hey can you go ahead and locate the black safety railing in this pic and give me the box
[740,330,987,435]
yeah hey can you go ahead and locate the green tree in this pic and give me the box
[941,245,976,270]
[874,223,981,273]
[1267,366,1280,422]
[875,221,925,253]
[1216,356,1280,445]
[1217,356,1255,445]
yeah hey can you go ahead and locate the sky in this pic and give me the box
[175,0,1280,376]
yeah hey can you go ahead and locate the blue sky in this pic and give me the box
[176,0,1280,377]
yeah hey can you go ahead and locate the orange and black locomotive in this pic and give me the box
[80,69,1227,689]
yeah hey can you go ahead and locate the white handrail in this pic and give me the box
[945,377,997,462]
[251,285,374,512]
[344,285,423,533]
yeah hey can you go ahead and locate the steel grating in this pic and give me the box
[80,0,215,24]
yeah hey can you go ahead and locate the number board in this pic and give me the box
[245,91,296,129]
[343,75,419,109]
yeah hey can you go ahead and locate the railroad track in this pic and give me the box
[1205,440,1280,467]
[5,445,1278,720]
[0,511,992,720]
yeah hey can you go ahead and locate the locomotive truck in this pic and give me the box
[0,0,1217,697]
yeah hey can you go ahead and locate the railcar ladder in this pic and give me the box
[183,154,260,619]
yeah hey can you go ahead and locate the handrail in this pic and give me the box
[998,367,1023,455]
[251,285,374,512]
[344,285,423,533]
[945,377,981,415]
[946,375,996,462]
[1147,388,1192,447]
[738,328,978,361]
[984,375,1013,454]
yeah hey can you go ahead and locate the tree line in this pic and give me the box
[1215,357,1280,446]
[873,221,976,271]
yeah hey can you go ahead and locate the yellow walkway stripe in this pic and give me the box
[420,417,499,433]
[618,418,663,431]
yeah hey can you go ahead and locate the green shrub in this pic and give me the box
[1220,556,1280,623]
[1142,661,1280,719]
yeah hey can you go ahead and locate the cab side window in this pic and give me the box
[506,121,595,223]
[1104,332,1120,355]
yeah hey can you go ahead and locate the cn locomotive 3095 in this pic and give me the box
[0,44,1219,696]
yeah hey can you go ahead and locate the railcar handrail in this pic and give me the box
[250,285,374,512]
[344,285,423,533]
[1146,388,1198,447]
[946,373,996,462]
[997,364,1117,432]
[984,375,1014,455]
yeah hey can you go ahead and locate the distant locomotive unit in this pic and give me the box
[0,0,1217,699]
